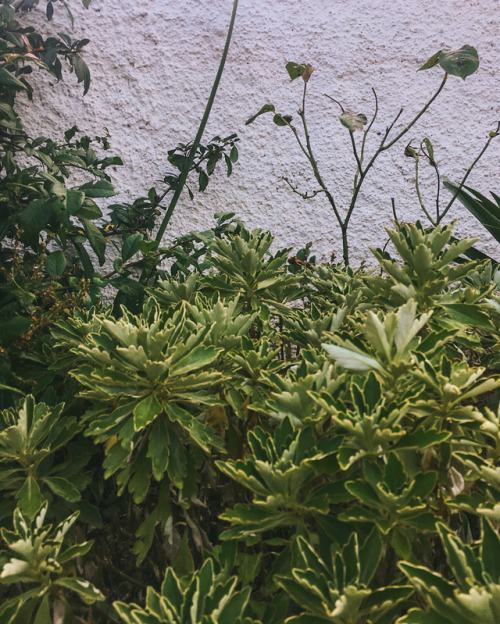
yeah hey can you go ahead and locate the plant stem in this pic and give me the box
[381,74,448,152]
[344,75,449,242]
[415,154,437,225]
[438,124,499,222]
[298,83,346,260]
[140,0,239,283]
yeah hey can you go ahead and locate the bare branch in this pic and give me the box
[324,93,344,112]
[282,176,325,200]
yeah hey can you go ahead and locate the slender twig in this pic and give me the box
[438,122,500,222]
[357,88,379,180]
[344,76,449,233]
[381,74,448,151]
[414,152,437,225]
[298,83,344,230]
[324,93,344,112]
[348,130,362,185]
[420,143,441,221]
[282,176,325,199]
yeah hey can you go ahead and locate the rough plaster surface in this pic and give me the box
[18,0,500,265]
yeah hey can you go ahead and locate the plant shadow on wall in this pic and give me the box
[2,1,500,624]
[246,46,498,264]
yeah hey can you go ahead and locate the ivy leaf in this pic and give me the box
[245,104,275,125]
[438,46,479,80]
[339,111,368,132]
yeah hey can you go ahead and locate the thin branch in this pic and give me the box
[439,121,500,222]
[324,93,362,190]
[299,83,344,229]
[323,93,344,112]
[421,144,442,221]
[415,152,436,225]
[358,87,379,170]
[348,130,362,185]
[282,176,325,199]
[381,74,448,151]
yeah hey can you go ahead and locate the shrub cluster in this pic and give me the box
[2,217,500,623]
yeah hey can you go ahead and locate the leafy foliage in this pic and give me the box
[0,504,104,623]
[1,5,500,624]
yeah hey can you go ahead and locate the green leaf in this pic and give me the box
[481,518,500,581]
[0,317,32,346]
[65,189,85,215]
[339,111,368,132]
[122,233,143,262]
[273,114,292,127]
[438,46,479,80]
[54,577,104,604]
[230,145,238,162]
[43,477,81,502]
[133,395,162,431]
[245,104,275,125]
[17,476,43,518]
[147,416,169,481]
[79,180,115,198]
[82,218,106,265]
[285,62,306,81]
[109,276,145,298]
[0,67,27,90]
[423,137,435,163]
[418,50,441,71]
[45,251,66,277]
[199,170,209,192]
[443,181,500,244]
[33,595,50,624]
[443,303,494,329]
[72,54,90,94]
[322,343,382,371]
[171,530,194,577]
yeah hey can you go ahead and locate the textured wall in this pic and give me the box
[19,0,500,264]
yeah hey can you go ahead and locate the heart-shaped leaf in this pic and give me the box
[438,46,479,80]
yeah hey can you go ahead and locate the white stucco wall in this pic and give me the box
[18,0,500,264]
